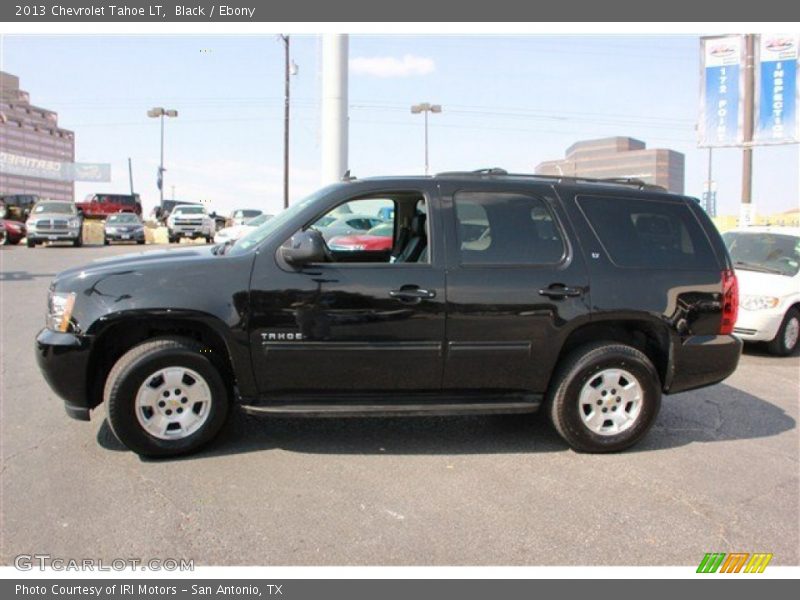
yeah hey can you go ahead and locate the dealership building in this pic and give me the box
[0,71,75,202]
[535,136,685,194]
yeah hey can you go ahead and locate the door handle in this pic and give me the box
[538,284,583,299]
[389,286,437,302]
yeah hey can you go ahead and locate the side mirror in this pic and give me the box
[280,229,327,267]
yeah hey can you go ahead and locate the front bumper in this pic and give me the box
[667,334,743,394]
[35,329,95,421]
[28,229,80,242]
[733,309,785,342]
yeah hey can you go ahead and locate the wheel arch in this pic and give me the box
[554,317,674,392]
[85,311,247,411]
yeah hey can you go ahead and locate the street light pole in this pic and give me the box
[147,107,178,208]
[410,102,442,175]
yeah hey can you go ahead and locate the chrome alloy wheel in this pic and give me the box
[784,316,799,351]
[135,367,212,440]
[578,368,643,436]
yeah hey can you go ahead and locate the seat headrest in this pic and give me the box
[411,213,427,236]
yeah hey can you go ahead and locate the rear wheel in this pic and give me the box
[767,308,800,356]
[105,337,230,457]
[547,342,661,453]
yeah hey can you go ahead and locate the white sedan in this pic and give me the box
[214,213,272,244]
[723,226,800,356]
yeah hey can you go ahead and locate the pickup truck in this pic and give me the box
[166,204,216,243]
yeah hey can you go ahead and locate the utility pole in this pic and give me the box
[280,34,290,209]
[740,33,756,226]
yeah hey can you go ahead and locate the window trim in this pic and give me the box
[451,188,569,269]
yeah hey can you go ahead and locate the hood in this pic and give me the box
[54,246,217,285]
[29,212,78,221]
[735,267,800,298]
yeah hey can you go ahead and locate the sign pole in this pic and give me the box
[740,33,756,226]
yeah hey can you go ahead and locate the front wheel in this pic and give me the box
[105,337,230,457]
[26,238,36,248]
[73,236,83,248]
[547,342,661,453]
[767,308,800,356]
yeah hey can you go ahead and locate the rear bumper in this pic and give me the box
[667,334,743,394]
[35,329,95,421]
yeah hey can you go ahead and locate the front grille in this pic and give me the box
[36,219,70,231]
[176,219,203,226]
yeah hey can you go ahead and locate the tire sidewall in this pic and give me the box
[777,310,800,355]
[556,348,661,452]
[108,348,229,457]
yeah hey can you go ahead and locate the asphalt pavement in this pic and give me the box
[1,242,798,566]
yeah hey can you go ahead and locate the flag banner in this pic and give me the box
[698,35,745,148]
[755,34,799,144]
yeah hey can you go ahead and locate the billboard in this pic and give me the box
[755,34,799,144]
[0,151,111,182]
[699,35,745,147]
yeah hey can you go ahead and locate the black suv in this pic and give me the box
[36,171,741,457]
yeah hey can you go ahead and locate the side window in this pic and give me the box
[454,191,565,265]
[577,195,717,269]
[310,197,397,263]
[303,193,430,264]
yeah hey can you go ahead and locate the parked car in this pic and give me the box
[314,212,386,242]
[0,218,27,245]
[214,213,273,245]
[76,193,142,219]
[0,221,5,245]
[328,221,394,252]
[25,200,82,247]
[35,170,741,457]
[166,204,215,243]
[0,194,38,222]
[723,226,800,356]
[104,213,146,245]
[229,209,264,227]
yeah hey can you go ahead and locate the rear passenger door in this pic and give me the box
[441,183,591,393]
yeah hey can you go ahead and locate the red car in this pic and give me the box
[76,193,142,219]
[1,219,26,245]
[328,222,394,251]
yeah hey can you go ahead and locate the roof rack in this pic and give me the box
[434,168,666,192]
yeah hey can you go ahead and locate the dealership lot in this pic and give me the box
[1,243,798,566]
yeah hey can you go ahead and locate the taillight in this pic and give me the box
[720,269,739,335]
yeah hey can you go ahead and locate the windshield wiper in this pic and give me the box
[734,261,784,275]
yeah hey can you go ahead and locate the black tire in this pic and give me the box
[73,236,83,248]
[104,236,110,246]
[547,342,661,453]
[104,337,230,457]
[137,239,146,245]
[26,238,35,248]
[767,308,800,357]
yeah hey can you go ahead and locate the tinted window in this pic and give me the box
[723,231,800,277]
[577,196,717,269]
[454,192,565,265]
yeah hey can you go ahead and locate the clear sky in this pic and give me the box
[1,34,797,217]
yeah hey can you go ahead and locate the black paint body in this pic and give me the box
[35,175,741,421]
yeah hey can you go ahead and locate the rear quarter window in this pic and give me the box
[577,195,717,270]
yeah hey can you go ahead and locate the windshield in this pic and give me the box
[245,214,272,227]
[227,186,337,256]
[33,202,75,215]
[107,214,140,224]
[174,206,205,215]
[723,231,800,277]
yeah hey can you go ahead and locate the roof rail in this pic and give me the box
[434,168,666,191]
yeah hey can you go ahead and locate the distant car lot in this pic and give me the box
[1,243,797,566]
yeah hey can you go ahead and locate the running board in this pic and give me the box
[240,394,541,418]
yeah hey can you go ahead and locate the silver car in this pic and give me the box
[313,213,386,242]
[25,201,83,248]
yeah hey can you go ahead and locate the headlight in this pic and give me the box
[105,226,117,233]
[47,291,76,332]
[740,295,780,311]
[26,220,36,230]
[68,218,81,228]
